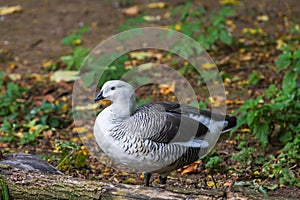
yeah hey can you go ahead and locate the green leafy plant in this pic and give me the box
[61,26,90,47]
[262,130,300,186]
[232,47,300,186]
[170,5,235,50]
[61,47,90,70]
[55,140,87,171]
[205,156,221,170]
[247,71,262,86]
[119,3,235,51]
[0,175,9,200]
[60,26,90,70]
[0,73,68,145]
[231,141,256,166]
[233,48,300,149]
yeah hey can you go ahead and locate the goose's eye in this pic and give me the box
[111,87,116,90]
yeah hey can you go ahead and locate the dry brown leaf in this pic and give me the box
[240,53,252,61]
[43,130,53,138]
[43,94,55,103]
[122,6,139,17]
[181,162,200,175]
[159,81,175,95]
[224,179,234,187]
[28,73,44,82]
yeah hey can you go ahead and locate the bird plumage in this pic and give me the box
[94,80,236,186]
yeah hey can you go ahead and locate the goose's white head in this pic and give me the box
[95,80,136,118]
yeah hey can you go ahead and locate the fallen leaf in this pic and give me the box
[143,15,161,22]
[0,5,22,16]
[79,132,95,142]
[159,81,175,95]
[119,171,130,176]
[9,63,17,70]
[43,130,53,138]
[42,60,55,68]
[207,181,215,187]
[240,53,252,61]
[276,39,287,50]
[43,94,55,103]
[8,73,21,81]
[220,0,240,5]
[124,177,137,184]
[79,146,89,155]
[174,23,181,31]
[257,15,269,22]
[28,73,44,82]
[14,132,23,138]
[147,2,166,9]
[129,52,149,60]
[181,162,200,175]
[253,170,260,176]
[224,179,234,187]
[50,70,79,82]
[74,103,98,111]
[73,126,88,134]
[122,6,139,17]
[240,128,250,133]
[202,63,216,70]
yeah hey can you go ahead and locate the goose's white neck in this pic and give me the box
[109,94,136,119]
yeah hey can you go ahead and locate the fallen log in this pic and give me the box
[0,167,223,200]
[0,153,288,200]
[1,166,285,200]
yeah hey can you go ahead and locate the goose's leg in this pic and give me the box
[144,172,152,186]
[159,175,167,184]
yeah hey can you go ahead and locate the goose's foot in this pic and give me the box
[159,175,167,184]
[144,172,152,187]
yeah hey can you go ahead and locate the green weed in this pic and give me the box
[120,4,235,50]
[0,73,68,145]
[60,26,90,70]
[232,45,300,186]
[55,140,87,171]
[61,26,89,47]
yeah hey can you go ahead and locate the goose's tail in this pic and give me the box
[222,116,237,133]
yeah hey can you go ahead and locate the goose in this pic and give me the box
[94,80,236,186]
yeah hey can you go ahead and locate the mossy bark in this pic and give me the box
[0,168,275,200]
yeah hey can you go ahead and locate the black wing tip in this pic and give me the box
[225,116,237,129]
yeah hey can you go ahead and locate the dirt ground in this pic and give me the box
[2,0,300,74]
[1,0,124,73]
[1,0,300,199]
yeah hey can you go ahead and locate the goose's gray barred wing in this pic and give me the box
[154,102,237,132]
[133,102,210,146]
